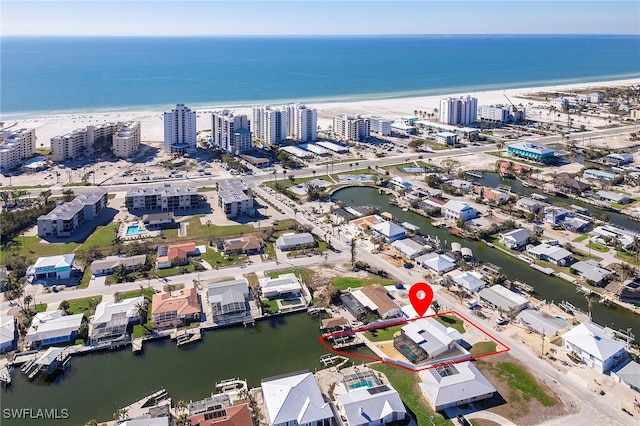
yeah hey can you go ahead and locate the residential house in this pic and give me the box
[142,212,176,229]
[473,187,509,205]
[390,176,412,191]
[275,233,316,251]
[603,153,634,167]
[415,253,457,275]
[478,285,529,316]
[562,217,590,233]
[336,379,406,426]
[90,254,147,276]
[571,260,612,286]
[261,371,334,426]
[516,197,544,214]
[351,284,402,319]
[189,403,252,426]
[552,173,591,195]
[592,225,637,250]
[418,361,496,411]
[259,273,303,300]
[442,200,477,222]
[371,221,406,242]
[350,214,384,231]
[152,287,201,330]
[500,228,531,250]
[563,322,628,373]
[25,310,84,348]
[515,310,569,337]
[544,206,569,225]
[222,235,263,255]
[26,254,75,282]
[207,279,251,324]
[452,271,486,292]
[91,296,145,342]
[527,243,573,266]
[391,238,427,260]
[0,316,16,352]
[595,190,633,205]
[394,317,466,364]
[155,242,200,269]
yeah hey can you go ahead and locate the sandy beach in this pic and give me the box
[2,78,639,149]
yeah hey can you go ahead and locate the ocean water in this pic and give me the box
[1,35,639,114]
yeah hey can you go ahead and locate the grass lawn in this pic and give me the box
[121,288,155,300]
[364,324,403,342]
[132,324,152,338]
[34,303,47,313]
[76,223,119,251]
[268,268,315,283]
[332,276,396,291]
[156,264,196,278]
[262,299,280,314]
[572,234,589,243]
[371,363,449,426]
[264,243,277,261]
[615,250,640,266]
[587,242,609,253]
[66,296,102,316]
[188,215,253,238]
[317,158,361,166]
[200,250,246,268]
[78,268,93,289]
[470,341,498,357]
[487,361,557,407]
[3,236,80,263]
[161,228,180,239]
[434,314,466,334]
[485,234,509,252]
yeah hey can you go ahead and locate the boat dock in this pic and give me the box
[215,378,248,400]
[320,354,350,369]
[0,359,11,386]
[20,347,70,381]
[132,338,144,354]
[173,328,202,347]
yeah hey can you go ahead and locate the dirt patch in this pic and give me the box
[473,353,573,425]
[472,420,501,426]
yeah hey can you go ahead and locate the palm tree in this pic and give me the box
[59,300,70,314]
[133,301,149,325]
[431,300,442,315]
[0,191,10,205]
[175,414,191,426]
[23,294,33,314]
[175,400,188,416]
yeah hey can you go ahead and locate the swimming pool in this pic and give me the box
[126,225,148,236]
[349,380,374,390]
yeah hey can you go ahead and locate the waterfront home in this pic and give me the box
[90,254,147,276]
[142,212,176,229]
[0,315,16,353]
[473,186,509,205]
[563,322,628,373]
[25,310,84,349]
[594,190,633,205]
[125,183,202,212]
[275,232,316,251]
[516,197,545,214]
[499,228,531,250]
[507,141,555,163]
[390,176,413,191]
[152,287,201,330]
[261,371,335,426]
[603,153,634,167]
[189,403,252,426]
[584,169,618,182]
[351,284,402,319]
[418,361,496,411]
[611,361,640,393]
[118,418,168,426]
[222,235,263,255]
[442,200,477,222]
[259,273,303,300]
[552,173,591,195]
[478,285,529,316]
[447,179,473,193]
[371,221,406,242]
[570,260,611,286]
[37,189,108,238]
[544,206,569,225]
[391,238,427,260]
[526,243,573,266]
[207,278,251,324]
[330,207,358,224]
[591,225,636,250]
[350,214,384,231]
[335,376,406,426]
[562,217,590,233]
[155,242,200,269]
[91,296,145,342]
[415,253,457,275]
[452,270,486,292]
[394,317,466,364]
[26,254,75,282]
[515,310,569,337]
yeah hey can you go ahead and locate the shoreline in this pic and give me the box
[2,77,640,148]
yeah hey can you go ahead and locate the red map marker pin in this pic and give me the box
[409,282,434,317]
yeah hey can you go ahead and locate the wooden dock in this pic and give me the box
[132,338,144,354]
[0,361,11,386]
[174,329,202,347]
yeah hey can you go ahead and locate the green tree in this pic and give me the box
[59,300,70,314]
[431,300,442,315]
[350,239,357,266]
[62,188,75,202]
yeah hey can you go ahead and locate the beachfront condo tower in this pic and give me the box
[0,128,36,172]
[252,106,286,146]
[50,122,138,162]
[212,110,252,155]
[439,96,478,125]
[333,114,370,142]
[292,104,317,143]
[112,121,141,158]
[163,103,197,154]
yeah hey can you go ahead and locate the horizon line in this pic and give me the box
[2,33,639,38]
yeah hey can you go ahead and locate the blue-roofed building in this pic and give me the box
[507,141,555,163]
[544,206,569,225]
[26,254,75,282]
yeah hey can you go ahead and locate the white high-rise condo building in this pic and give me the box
[439,96,478,125]
[252,106,286,146]
[478,104,526,124]
[333,115,370,142]
[50,122,136,162]
[293,104,317,142]
[212,110,252,155]
[112,121,141,158]
[0,128,36,172]
[164,104,197,154]
[368,116,392,136]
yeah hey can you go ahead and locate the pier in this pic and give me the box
[21,347,71,381]
[0,359,11,386]
[320,354,350,369]
[173,328,202,347]
[132,338,144,354]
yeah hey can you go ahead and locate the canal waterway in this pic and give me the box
[2,313,374,426]
[474,172,639,232]
[332,186,640,334]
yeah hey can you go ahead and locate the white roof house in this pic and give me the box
[259,273,303,300]
[478,285,529,315]
[415,253,456,275]
[390,176,412,190]
[571,260,611,285]
[91,296,144,341]
[401,317,463,360]
[0,315,16,352]
[25,310,84,348]
[442,200,477,222]
[371,221,406,242]
[391,238,427,259]
[527,243,573,266]
[418,361,496,411]
[207,278,250,324]
[275,233,316,251]
[336,385,406,426]
[26,254,75,281]
[515,310,568,337]
[499,228,531,250]
[563,322,628,373]
[453,271,486,292]
[261,371,334,426]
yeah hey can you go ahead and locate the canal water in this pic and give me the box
[332,186,640,334]
[475,172,639,232]
[2,313,375,426]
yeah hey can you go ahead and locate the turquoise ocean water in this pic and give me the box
[1,35,639,114]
